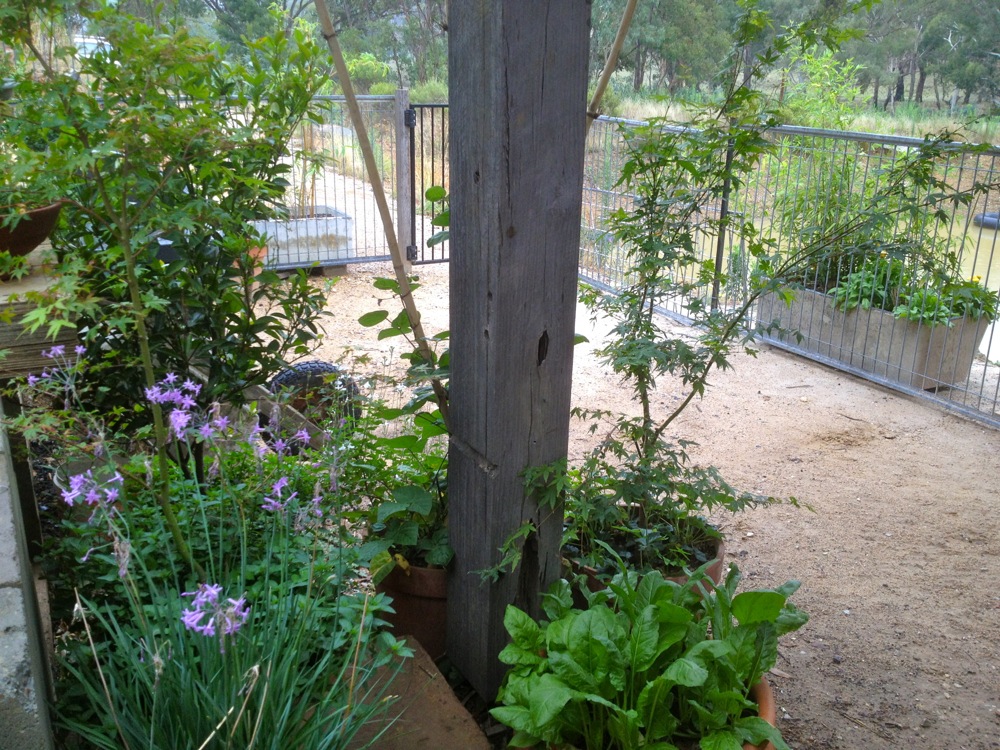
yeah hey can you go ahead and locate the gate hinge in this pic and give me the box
[406,244,418,261]
[403,108,416,128]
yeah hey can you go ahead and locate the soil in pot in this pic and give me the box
[567,537,728,598]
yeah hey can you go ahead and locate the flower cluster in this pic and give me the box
[61,468,123,508]
[181,583,250,649]
[29,344,86,381]
[144,374,225,441]
[261,474,324,519]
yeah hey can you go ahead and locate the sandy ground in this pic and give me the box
[311,261,1000,750]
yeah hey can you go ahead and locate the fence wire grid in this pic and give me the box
[581,117,1000,427]
[291,99,1000,428]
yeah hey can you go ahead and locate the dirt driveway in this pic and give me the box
[313,261,1000,750]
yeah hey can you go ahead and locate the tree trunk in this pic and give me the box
[633,44,646,92]
[915,65,927,103]
[447,0,590,700]
[741,43,754,87]
[872,76,880,109]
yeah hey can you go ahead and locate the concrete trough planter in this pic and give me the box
[758,288,988,390]
[251,205,354,271]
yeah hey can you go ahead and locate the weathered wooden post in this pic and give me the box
[447,1,592,698]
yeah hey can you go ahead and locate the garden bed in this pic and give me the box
[757,288,989,390]
[313,262,1000,750]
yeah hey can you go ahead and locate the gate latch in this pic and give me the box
[406,244,418,261]
[404,108,416,128]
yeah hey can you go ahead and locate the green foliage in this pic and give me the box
[369,81,397,96]
[492,563,808,750]
[828,252,908,311]
[346,396,451,579]
[25,362,409,748]
[346,52,391,94]
[2,3,329,436]
[0,251,30,280]
[558,6,805,575]
[409,77,448,104]
[588,81,622,118]
[829,252,1000,326]
[780,47,863,129]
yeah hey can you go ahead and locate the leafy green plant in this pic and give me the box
[19,354,410,748]
[519,2,998,586]
[0,250,30,280]
[830,254,999,326]
[346,399,452,581]
[492,562,808,750]
[828,252,907,312]
[4,3,328,430]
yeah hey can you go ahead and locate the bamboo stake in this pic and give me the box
[313,0,451,429]
[586,0,639,135]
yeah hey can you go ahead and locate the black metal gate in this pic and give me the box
[406,103,450,264]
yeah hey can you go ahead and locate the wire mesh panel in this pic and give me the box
[580,117,1000,427]
[262,95,398,268]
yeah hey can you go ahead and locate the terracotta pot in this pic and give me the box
[376,564,448,660]
[0,202,64,257]
[745,676,777,750]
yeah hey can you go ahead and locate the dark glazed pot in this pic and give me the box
[0,201,64,257]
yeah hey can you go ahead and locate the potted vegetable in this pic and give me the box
[491,561,808,750]
[760,252,998,389]
[1,81,66,273]
[350,401,452,658]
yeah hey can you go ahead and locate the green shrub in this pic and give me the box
[409,77,448,103]
[370,81,397,96]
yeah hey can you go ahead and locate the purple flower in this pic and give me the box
[181,607,213,636]
[183,583,223,609]
[62,471,92,506]
[42,345,65,359]
[294,429,311,445]
[196,423,215,441]
[222,598,250,635]
[163,373,179,384]
[75,345,86,355]
[181,379,201,395]
[261,496,285,512]
[161,388,183,404]
[271,476,290,494]
[212,415,230,432]
[168,409,192,440]
[181,583,249,648]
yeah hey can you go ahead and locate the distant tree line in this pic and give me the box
[97,0,999,109]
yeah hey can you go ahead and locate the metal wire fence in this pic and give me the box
[270,95,399,268]
[581,116,1000,427]
[287,100,1000,426]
